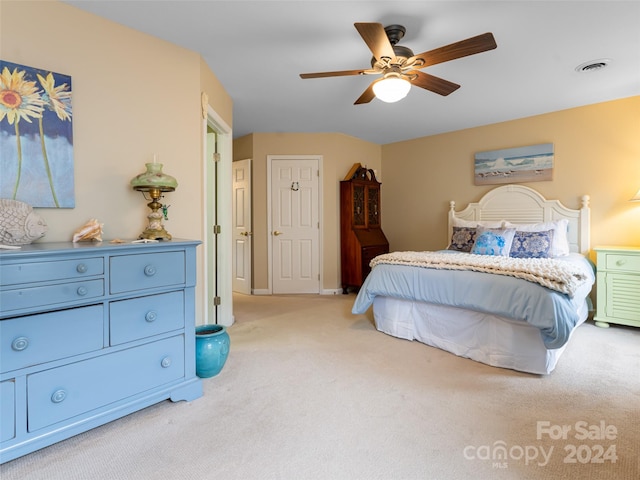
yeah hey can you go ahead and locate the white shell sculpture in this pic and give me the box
[0,199,48,245]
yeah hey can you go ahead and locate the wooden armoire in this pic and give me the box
[340,165,389,293]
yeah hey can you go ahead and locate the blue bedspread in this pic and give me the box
[352,253,595,349]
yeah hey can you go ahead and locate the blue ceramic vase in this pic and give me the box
[195,325,230,378]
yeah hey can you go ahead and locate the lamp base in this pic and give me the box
[138,227,172,241]
[139,200,172,241]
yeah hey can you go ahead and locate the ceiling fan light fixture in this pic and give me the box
[373,77,411,103]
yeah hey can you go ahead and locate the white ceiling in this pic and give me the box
[64,1,640,145]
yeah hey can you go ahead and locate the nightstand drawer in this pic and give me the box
[27,335,185,431]
[109,291,185,345]
[110,252,185,294]
[0,257,104,286]
[605,253,640,273]
[1,305,104,373]
[0,279,104,314]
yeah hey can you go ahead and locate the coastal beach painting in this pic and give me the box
[0,60,74,207]
[474,143,554,185]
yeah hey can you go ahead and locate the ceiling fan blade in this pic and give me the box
[300,68,372,79]
[354,80,378,105]
[408,32,497,69]
[354,23,395,62]
[409,71,460,96]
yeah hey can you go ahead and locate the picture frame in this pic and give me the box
[0,60,75,208]
[474,143,554,185]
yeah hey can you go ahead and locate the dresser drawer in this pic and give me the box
[1,381,15,442]
[0,279,104,314]
[1,305,104,373]
[109,291,185,345]
[110,252,185,294]
[604,253,640,273]
[27,335,185,431]
[0,257,104,286]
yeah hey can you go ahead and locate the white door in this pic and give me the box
[270,157,320,294]
[232,159,252,294]
[205,131,218,322]
[204,107,233,327]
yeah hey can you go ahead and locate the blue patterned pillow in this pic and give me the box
[510,229,554,259]
[448,226,476,252]
[471,227,516,257]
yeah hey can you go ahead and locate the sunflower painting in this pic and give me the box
[0,60,74,208]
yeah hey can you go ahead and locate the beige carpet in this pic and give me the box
[1,293,638,480]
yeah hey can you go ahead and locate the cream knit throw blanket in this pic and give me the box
[370,251,591,297]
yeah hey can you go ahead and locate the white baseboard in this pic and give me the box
[249,289,345,296]
[321,289,343,295]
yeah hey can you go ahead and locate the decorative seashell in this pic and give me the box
[72,219,103,242]
[0,199,48,245]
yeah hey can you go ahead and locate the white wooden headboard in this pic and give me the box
[448,185,591,254]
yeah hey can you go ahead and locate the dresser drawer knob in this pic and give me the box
[11,336,29,351]
[161,356,172,368]
[615,259,626,266]
[77,286,88,296]
[51,389,67,403]
[144,265,157,277]
[145,311,158,322]
[76,263,88,273]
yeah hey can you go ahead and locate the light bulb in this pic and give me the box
[373,77,411,103]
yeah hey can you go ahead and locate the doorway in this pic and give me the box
[232,158,252,294]
[267,155,322,294]
[204,106,233,326]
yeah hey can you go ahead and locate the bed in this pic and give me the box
[352,185,595,374]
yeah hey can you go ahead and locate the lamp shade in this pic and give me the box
[131,163,178,192]
[630,189,640,201]
[373,77,411,103]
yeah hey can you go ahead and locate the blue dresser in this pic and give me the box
[0,240,202,463]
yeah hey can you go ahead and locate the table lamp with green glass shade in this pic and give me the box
[130,160,178,240]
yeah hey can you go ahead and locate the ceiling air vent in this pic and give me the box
[575,59,611,73]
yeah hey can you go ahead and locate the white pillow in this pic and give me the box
[504,219,570,257]
[452,217,504,228]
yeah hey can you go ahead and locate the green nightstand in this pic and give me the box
[594,246,640,328]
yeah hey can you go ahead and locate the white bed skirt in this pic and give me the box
[372,297,589,375]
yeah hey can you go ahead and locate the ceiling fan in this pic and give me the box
[300,23,497,104]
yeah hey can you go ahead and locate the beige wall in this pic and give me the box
[200,56,233,127]
[2,1,233,320]
[382,97,640,259]
[233,133,381,291]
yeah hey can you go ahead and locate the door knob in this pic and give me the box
[273,231,283,236]
[240,231,253,237]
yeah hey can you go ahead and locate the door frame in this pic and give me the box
[203,105,233,326]
[267,155,323,294]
